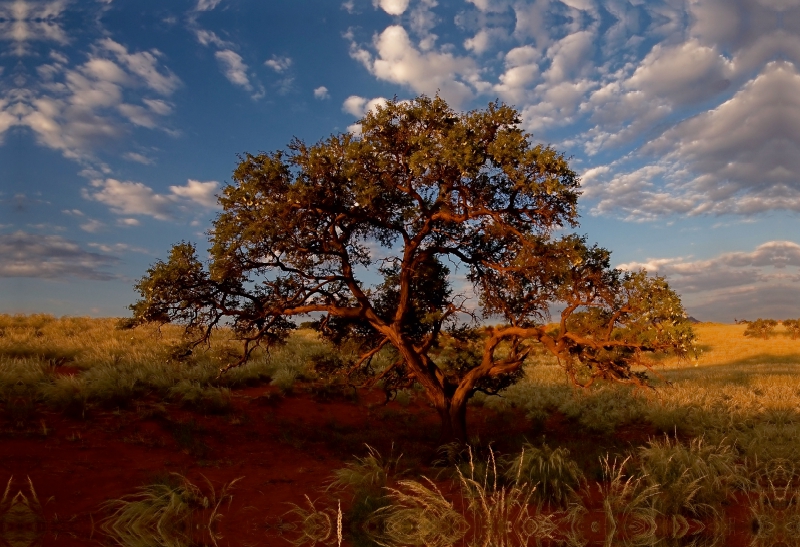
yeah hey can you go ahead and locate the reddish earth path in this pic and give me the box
[2,384,756,546]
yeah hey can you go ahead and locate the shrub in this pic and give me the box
[744,319,778,340]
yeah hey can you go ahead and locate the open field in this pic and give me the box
[2,315,800,546]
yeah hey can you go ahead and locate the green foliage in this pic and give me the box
[744,319,779,340]
[127,94,694,440]
[783,319,800,339]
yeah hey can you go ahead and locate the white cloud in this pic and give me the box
[123,152,154,165]
[168,179,219,208]
[466,0,505,11]
[8,41,179,159]
[84,178,220,219]
[85,178,175,220]
[493,45,539,102]
[118,103,159,128]
[583,57,800,219]
[264,55,292,72]
[80,219,105,233]
[100,39,181,95]
[215,49,252,90]
[143,98,172,116]
[464,29,499,54]
[0,231,118,280]
[194,0,222,11]
[373,0,410,15]
[342,95,388,117]
[351,25,481,106]
[88,242,149,254]
[626,40,733,105]
[194,29,232,48]
[0,0,69,55]
[618,241,800,321]
[542,30,594,84]
[313,86,330,99]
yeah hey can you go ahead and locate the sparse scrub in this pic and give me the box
[101,473,240,547]
[636,436,747,517]
[4,315,800,546]
[325,444,408,540]
[500,441,584,508]
[744,318,779,340]
[784,319,800,339]
[0,315,328,419]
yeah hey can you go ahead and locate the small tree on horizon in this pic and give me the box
[782,319,800,339]
[128,95,695,442]
[743,319,779,340]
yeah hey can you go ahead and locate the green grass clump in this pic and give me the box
[500,442,583,508]
[101,474,240,547]
[636,436,747,517]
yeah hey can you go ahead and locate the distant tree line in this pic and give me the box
[735,318,800,339]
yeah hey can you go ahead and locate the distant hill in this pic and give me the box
[687,316,701,324]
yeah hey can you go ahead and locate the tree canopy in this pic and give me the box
[129,95,695,441]
[743,319,779,340]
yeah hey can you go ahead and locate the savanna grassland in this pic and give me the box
[2,315,800,547]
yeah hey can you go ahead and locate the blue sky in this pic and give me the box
[1,0,798,322]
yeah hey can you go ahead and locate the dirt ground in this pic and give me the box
[2,381,756,547]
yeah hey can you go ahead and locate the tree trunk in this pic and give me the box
[435,396,468,443]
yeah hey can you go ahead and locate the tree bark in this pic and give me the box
[434,395,468,443]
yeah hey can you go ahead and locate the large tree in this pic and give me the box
[130,96,695,441]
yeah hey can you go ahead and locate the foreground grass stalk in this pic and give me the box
[101,474,240,547]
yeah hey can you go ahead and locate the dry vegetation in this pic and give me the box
[2,315,800,546]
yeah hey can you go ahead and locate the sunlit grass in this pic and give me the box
[3,316,800,545]
[0,314,329,418]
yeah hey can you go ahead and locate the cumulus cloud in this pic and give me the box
[626,40,733,105]
[215,50,252,89]
[587,62,800,219]
[100,39,181,95]
[194,29,232,48]
[3,37,180,158]
[84,178,219,220]
[350,25,482,106]
[342,95,387,117]
[493,45,539,102]
[618,241,800,321]
[190,25,263,98]
[79,219,105,233]
[264,55,292,72]
[168,179,218,208]
[85,178,174,220]
[373,0,410,15]
[0,0,69,55]
[0,231,118,280]
[313,86,330,99]
[542,30,595,84]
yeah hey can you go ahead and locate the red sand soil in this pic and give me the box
[2,383,756,547]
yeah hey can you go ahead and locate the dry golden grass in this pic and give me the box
[0,314,329,416]
[661,322,800,369]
